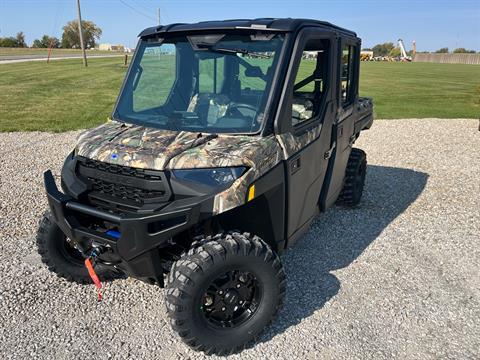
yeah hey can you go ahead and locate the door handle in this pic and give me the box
[324,141,336,160]
[290,155,301,174]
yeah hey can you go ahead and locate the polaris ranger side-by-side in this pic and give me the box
[37,18,373,355]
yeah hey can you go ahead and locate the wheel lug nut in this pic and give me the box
[221,307,226,311]
[236,284,241,288]
[219,290,223,295]
[204,295,213,306]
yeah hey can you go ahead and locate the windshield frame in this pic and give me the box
[111,31,290,136]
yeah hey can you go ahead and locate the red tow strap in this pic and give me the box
[85,258,103,301]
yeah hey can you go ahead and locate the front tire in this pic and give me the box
[165,232,286,355]
[36,210,117,284]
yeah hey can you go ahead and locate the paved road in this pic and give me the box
[0,54,124,65]
[0,119,478,359]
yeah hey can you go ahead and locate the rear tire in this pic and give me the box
[336,148,367,207]
[36,210,117,284]
[165,232,286,355]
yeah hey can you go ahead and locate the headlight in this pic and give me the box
[172,167,247,187]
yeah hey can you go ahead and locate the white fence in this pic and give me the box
[414,53,480,65]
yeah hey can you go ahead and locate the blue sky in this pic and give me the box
[0,0,479,51]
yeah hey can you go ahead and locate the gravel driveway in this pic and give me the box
[0,119,478,359]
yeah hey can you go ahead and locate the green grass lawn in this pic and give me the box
[0,58,479,132]
[0,58,127,132]
[360,62,480,119]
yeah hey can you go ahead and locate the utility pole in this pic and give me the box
[76,0,88,67]
[158,8,161,25]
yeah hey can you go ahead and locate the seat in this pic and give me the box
[292,96,314,126]
[187,93,231,125]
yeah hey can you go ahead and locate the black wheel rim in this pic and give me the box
[200,270,261,328]
[59,236,85,265]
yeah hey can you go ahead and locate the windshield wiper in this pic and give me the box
[190,132,219,148]
[209,47,272,59]
[164,132,219,168]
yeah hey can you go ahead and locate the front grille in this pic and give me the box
[81,157,163,181]
[76,157,171,211]
[89,178,165,204]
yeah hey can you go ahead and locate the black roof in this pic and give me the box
[139,18,356,38]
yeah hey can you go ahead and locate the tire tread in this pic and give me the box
[336,148,367,207]
[36,210,118,284]
[166,231,286,355]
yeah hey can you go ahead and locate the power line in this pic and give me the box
[131,0,172,24]
[51,1,64,37]
[130,0,157,14]
[118,0,157,22]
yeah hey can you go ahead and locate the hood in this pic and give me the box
[76,121,281,171]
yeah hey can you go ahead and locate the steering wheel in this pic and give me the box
[226,103,258,118]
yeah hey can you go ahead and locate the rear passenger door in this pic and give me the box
[319,38,360,209]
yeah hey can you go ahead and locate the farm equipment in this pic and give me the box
[37,18,373,355]
[398,38,412,61]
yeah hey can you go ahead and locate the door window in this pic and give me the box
[341,44,356,105]
[239,61,269,91]
[291,39,330,126]
[199,57,225,93]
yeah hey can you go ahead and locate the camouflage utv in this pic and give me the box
[38,18,373,355]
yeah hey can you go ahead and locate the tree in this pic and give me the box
[453,48,475,54]
[372,42,395,57]
[435,47,449,53]
[32,39,42,48]
[15,32,27,47]
[32,35,60,48]
[0,37,17,47]
[389,47,401,58]
[61,20,102,49]
[0,32,27,47]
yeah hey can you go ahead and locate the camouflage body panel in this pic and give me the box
[77,121,205,170]
[76,121,283,214]
[275,122,323,159]
[203,136,282,213]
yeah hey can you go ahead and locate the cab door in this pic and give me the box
[273,28,337,245]
[319,38,360,210]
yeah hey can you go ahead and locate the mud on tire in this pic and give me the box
[165,232,286,355]
[336,148,367,207]
[36,210,117,284]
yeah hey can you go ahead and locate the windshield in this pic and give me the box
[114,33,285,134]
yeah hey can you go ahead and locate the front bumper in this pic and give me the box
[44,170,206,284]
